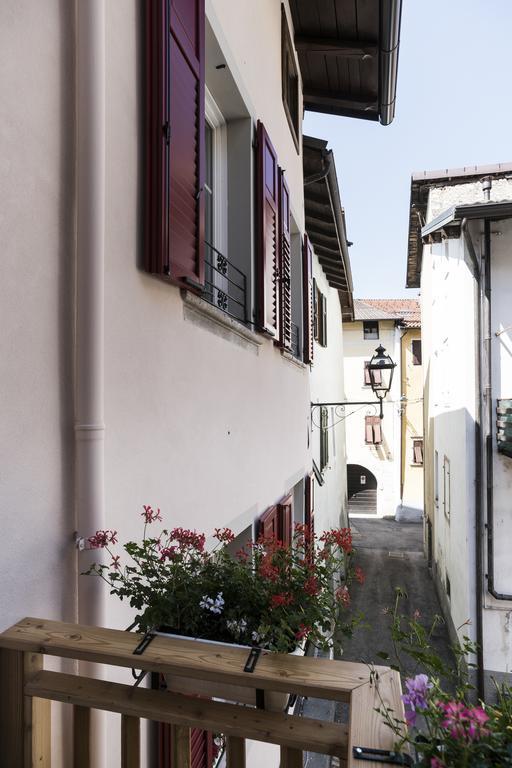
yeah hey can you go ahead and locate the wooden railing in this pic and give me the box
[0,617,405,768]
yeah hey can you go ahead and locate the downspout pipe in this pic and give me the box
[76,0,106,764]
[461,219,485,699]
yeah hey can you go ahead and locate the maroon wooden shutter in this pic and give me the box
[304,474,315,562]
[259,505,279,540]
[278,495,293,547]
[256,121,280,337]
[373,418,382,445]
[145,0,205,287]
[278,169,292,350]
[302,234,314,364]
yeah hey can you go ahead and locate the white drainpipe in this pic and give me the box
[76,1,106,765]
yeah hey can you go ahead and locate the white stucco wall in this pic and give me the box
[421,235,477,645]
[483,217,512,677]
[343,320,401,517]
[310,256,349,531]
[400,328,424,517]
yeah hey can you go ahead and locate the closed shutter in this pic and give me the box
[256,121,280,337]
[365,417,374,444]
[373,418,382,445]
[365,416,382,445]
[313,279,318,340]
[278,169,292,350]
[145,0,205,286]
[303,234,314,364]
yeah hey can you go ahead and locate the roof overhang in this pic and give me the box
[289,0,402,125]
[406,163,512,288]
[303,135,354,321]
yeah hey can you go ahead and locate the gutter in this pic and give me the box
[379,0,402,125]
[76,0,106,763]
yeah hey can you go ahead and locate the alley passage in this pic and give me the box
[340,517,453,673]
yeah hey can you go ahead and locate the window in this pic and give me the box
[412,339,422,365]
[302,234,314,364]
[363,321,379,340]
[412,438,424,465]
[313,284,328,347]
[443,456,451,521]
[281,5,300,151]
[365,416,382,445]
[320,406,329,471]
[364,360,381,386]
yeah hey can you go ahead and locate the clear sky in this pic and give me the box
[303,0,512,300]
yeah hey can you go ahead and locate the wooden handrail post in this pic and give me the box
[74,705,91,768]
[0,649,24,768]
[172,725,191,768]
[121,714,140,768]
[226,735,246,767]
[24,651,51,768]
[280,746,303,767]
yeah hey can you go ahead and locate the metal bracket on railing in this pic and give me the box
[353,747,413,765]
[243,646,262,673]
[132,631,156,656]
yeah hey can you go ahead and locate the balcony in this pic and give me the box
[0,617,405,768]
[202,241,248,325]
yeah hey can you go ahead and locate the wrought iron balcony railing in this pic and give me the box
[203,241,247,325]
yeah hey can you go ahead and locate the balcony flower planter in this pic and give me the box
[157,630,304,711]
[84,505,363,682]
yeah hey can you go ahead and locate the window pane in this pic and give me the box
[363,321,379,340]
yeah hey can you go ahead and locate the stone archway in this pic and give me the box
[347,464,377,515]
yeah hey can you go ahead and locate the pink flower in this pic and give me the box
[430,758,445,768]
[295,623,311,640]
[335,585,351,607]
[354,566,365,584]
[170,528,206,551]
[87,529,118,549]
[160,546,177,562]
[141,505,162,524]
[214,527,235,543]
[270,593,293,608]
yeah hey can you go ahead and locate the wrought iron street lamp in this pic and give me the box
[366,344,396,418]
[311,345,396,422]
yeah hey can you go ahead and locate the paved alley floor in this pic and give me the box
[304,517,455,767]
[340,516,453,673]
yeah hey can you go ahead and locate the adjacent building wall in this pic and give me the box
[400,328,424,520]
[343,320,401,518]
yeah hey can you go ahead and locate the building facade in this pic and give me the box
[343,300,422,521]
[1,0,402,765]
[407,163,512,698]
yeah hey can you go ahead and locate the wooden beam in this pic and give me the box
[172,725,191,768]
[303,90,377,112]
[3,617,384,701]
[295,36,377,58]
[25,670,349,758]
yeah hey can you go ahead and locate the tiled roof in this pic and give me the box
[354,299,421,328]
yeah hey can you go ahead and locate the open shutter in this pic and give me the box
[305,474,315,563]
[259,505,279,540]
[145,0,205,286]
[256,121,280,337]
[278,495,293,547]
[302,234,314,364]
[365,416,374,444]
[373,418,382,445]
[321,293,327,346]
[278,169,292,350]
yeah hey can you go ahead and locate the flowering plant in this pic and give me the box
[84,506,363,653]
[375,589,512,767]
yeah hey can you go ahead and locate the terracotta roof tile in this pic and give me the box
[354,299,421,328]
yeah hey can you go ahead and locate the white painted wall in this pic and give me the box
[343,320,401,517]
[310,255,349,531]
